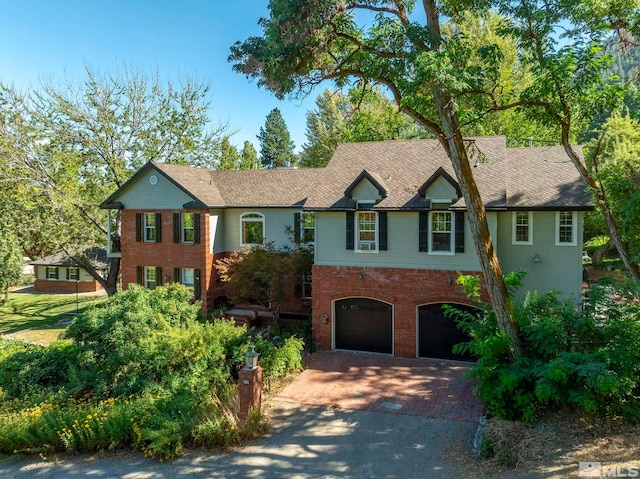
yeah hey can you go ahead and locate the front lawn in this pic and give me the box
[0,289,106,335]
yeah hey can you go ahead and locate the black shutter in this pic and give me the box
[194,213,201,244]
[294,212,301,244]
[174,267,180,283]
[155,213,162,242]
[156,267,163,286]
[135,213,142,242]
[194,268,201,299]
[378,211,388,251]
[173,213,180,243]
[294,276,303,298]
[419,212,429,252]
[136,266,143,285]
[66,268,70,280]
[346,211,354,250]
[455,212,465,253]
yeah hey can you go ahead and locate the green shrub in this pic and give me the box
[0,284,304,459]
[454,275,640,421]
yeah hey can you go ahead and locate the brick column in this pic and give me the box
[238,366,263,420]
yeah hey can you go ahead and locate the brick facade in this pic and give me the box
[34,278,102,293]
[121,209,309,317]
[311,265,488,358]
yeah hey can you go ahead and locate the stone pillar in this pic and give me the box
[238,366,263,420]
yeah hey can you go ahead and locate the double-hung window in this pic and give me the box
[356,211,377,252]
[68,267,79,281]
[144,266,157,290]
[556,211,576,246]
[182,268,195,288]
[182,213,195,243]
[46,267,58,279]
[429,211,453,253]
[512,211,533,245]
[241,213,264,246]
[144,213,157,242]
[302,212,315,244]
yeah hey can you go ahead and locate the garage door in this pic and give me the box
[418,303,478,361]
[334,298,392,354]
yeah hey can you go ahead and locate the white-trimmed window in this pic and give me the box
[356,211,377,252]
[182,213,195,243]
[68,267,79,281]
[512,211,533,245]
[241,213,264,246]
[46,267,59,279]
[144,266,157,290]
[182,268,195,288]
[429,211,454,253]
[144,213,156,242]
[556,211,576,246]
[302,212,315,244]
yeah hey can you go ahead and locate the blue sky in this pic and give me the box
[0,1,317,152]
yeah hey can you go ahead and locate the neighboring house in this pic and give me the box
[101,136,593,360]
[31,248,108,293]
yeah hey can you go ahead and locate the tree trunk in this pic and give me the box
[561,141,640,281]
[591,238,615,267]
[432,88,523,358]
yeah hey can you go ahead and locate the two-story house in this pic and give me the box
[101,136,592,360]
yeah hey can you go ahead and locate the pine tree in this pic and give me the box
[257,108,295,168]
[218,136,239,170]
[238,141,260,170]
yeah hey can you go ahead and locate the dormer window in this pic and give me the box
[429,211,454,253]
[357,211,378,252]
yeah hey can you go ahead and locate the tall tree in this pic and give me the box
[218,136,240,170]
[585,111,640,265]
[300,89,349,168]
[0,218,23,305]
[0,68,228,295]
[496,0,640,280]
[301,87,431,167]
[230,1,524,355]
[238,141,260,170]
[257,108,295,168]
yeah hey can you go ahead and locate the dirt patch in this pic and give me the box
[452,412,640,478]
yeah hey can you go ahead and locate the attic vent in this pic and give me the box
[149,175,158,185]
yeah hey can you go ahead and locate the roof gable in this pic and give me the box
[418,167,461,199]
[100,162,210,209]
[344,170,388,203]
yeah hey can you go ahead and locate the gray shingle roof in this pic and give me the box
[31,247,109,269]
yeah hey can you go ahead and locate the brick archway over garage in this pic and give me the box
[312,265,488,358]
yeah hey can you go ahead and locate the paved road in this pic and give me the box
[0,400,478,479]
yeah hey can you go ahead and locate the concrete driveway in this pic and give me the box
[0,351,484,478]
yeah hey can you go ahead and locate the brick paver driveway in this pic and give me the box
[277,350,484,422]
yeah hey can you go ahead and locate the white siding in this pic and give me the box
[209,209,225,253]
